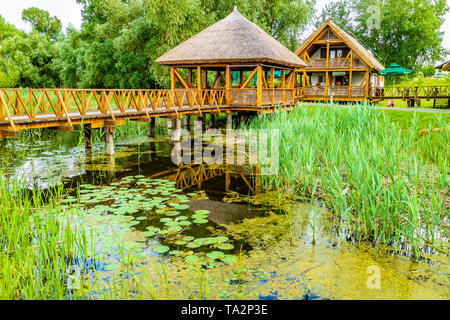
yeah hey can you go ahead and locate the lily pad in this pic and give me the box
[220,255,237,263]
[194,210,210,215]
[207,251,225,260]
[193,218,209,224]
[217,243,234,250]
[168,226,182,232]
[153,245,170,254]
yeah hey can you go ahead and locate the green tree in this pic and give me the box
[0,16,22,87]
[60,0,314,89]
[421,65,436,77]
[313,0,448,70]
[0,32,61,87]
[313,0,354,31]
[22,7,62,40]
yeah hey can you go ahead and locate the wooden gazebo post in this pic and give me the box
[257,64,263,108]
[226,65,231,105]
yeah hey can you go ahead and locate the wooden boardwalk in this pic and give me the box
[1,86,449,138]
[0,88,300,137]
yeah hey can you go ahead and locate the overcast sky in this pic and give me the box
[1,0,449,61]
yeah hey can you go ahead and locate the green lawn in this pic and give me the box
[378,108,450,130]
[376,99,448,109]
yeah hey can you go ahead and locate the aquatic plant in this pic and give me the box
[242,103,449,256]
[0,177,92,299]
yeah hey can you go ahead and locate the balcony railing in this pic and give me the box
[305,58,367,69]
[304,86,366,97]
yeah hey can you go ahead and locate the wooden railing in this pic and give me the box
[0,87,300,134]
[305,58,367,69]
[369,86,450,99]
[0,88,227,131]
[306,59,327,69]
[304,86,366,97]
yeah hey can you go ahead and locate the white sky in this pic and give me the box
[1,0,449,61]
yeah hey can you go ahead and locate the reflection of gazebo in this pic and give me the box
[156,7,306,109]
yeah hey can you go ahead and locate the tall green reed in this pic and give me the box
[242,103,449,255]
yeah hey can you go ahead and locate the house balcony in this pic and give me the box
[304,86,366,97]
[305,58,367,70]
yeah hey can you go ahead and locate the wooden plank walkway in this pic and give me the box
[0,88,299,137]
[0,89,296,138]
[1,86,449,138]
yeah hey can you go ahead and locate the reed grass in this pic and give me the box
[0,176,91,299]
[242,103,449,255]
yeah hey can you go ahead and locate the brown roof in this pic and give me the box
[435,60,450,71]
[156,8,306,68]
[295,19,385,71]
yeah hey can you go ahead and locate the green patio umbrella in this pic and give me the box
[378,64,413,88]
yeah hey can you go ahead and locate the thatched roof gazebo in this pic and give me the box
[156,7,306,108]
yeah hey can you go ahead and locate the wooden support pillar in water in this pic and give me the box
[147,117,156,137]
[184,115,191,130]
[195,115,204,131]
[226,112,233,129]
[209,114,215,128]
[104,126,115,156]
[83,124,92,149]
[239,112,245,125]
[171,117,182,142]
[167,118,173,129]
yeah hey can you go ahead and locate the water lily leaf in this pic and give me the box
[194,210,210,215]
[207,251,225,260]
[186,242,201,248]
[153,245,170,254]
[220,255,237,263]
[217,243,234,250]
[193,218,208,224]
[175,205,190,210]
[216,236,229,243]
[168,226,182,232]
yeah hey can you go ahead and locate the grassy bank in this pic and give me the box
[242,104,449,255]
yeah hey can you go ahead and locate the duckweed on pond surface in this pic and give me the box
[0,126,448,299]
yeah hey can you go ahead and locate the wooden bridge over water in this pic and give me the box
[0,87,300,138]
[0,85,449,140]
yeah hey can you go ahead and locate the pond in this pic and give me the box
[0,126,448,300]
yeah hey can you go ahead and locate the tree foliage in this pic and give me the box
[22,7,62,40]
[0,11,61,88]
[314,0,448,69]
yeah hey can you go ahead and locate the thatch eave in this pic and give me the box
[156,9,306,69]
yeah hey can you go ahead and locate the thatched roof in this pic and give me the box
[295,19,385,71]
[435,60,450,71]
[156,8,306,68]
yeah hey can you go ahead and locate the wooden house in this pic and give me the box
[295,19,385,102]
